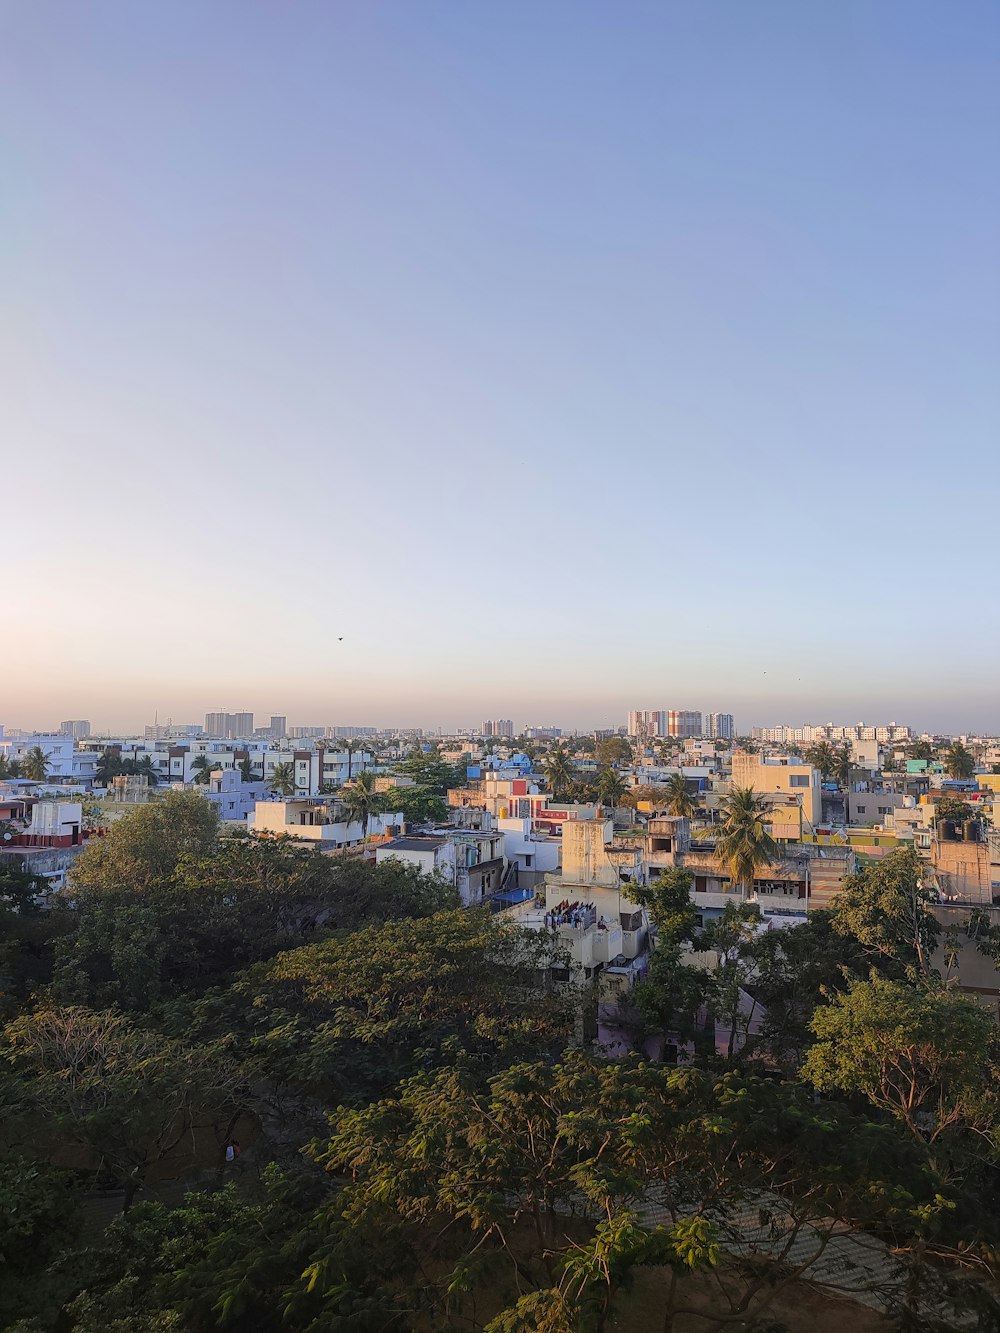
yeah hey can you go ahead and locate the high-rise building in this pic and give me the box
[204,711,255,740]
[288,726,325,739]
[667,710,702,738]
[482,719,514,738]
[59,720,91,739]
[269,715,287,739]
[627,710,667,739]
[705,713,735,740]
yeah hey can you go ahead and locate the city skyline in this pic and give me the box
[3,3,998,732]
[0,699,996,740]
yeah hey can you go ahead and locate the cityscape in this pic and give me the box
[3,2,1000,1331]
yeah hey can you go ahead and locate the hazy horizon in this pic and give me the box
[4,3,998,733]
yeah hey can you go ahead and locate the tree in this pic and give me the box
[3,1006,243,1211]
[945,741,975,781]
[698,901,766,1059]
[804,740,838,780]
[21,746,51,782]
[68,791,219,898]
[189,754,216,785]
[933,795,977,827]
[802,976,1000,1167]
[596,767,629,808]
[316,1053,961,1332]
[382,784,447,826]
[230,909,570,1105]
[238,756,254,783]
[829,846,940,979]
[0,1151,80,1327]
[910,739,936,764]
[664,771,696,818]
[95,748,123,786]
[56,836,458,1011]
[393,747,464,796]
[339,770,380,837]
[543,744,573,801]
[595,736,632,767]
[627,871,714,1054]
[268,761,296,796]
[132,755,159,788]
[714,786,780,893]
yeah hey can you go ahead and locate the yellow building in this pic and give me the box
[731,752,822,828]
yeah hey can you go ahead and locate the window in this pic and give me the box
[789,775,809,788]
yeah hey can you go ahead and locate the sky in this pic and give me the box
[2,1,998,735]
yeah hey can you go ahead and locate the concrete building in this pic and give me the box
[268,716,287,740]
[497,815,562,886]
[848,787,906,826]
[0,734,99,788]
[248,796,401,848]
[731,750,823,828]
[628,711,666,739]
[204,712,254,740]
[58,720,91,739]
[482,719,515,738]
[204,768,272,824]
[704,713,735,740]
[932,820,994,906]
[667,711,702,739]
[375,828,505,906]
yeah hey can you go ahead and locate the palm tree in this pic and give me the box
[22,746,52,782]
[190,754,218,785]
[269,762,296,796]
[239,757,254,783]
[715,786,780,895]
[945,742,975,781]
[95,748,122,786]
[133,755,159,787]
[543,745,573,801]
[664,771,696,818]
[340,770,381,838]
[804,741,837,780]
[596,767,629,808]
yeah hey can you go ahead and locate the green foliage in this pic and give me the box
[227,909,571,1103]
[804,740,851,783]
[382,783,448,825]
[934,795,978,826]
[69,791,219,896]
[594,737,632,768]
[393,746,466,796]
[268,761,295,795]
[543,744,574,801]
[802,976,1000,1158]
[2,1006,243,1206]
[829,846,941,979]
[0,1151,80,1325]
[595,767,629,808]
[20,747,52,783]
[715,786,780,891]
[56,834,458,1010]
[664,771,696,818]
[944,741,975,781]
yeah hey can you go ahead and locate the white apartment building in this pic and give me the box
[0,734,99,787]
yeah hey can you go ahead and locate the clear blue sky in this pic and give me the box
[2,2,998,734]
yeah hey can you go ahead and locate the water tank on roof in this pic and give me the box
[939,819,957,841]
[963,819,982,843]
